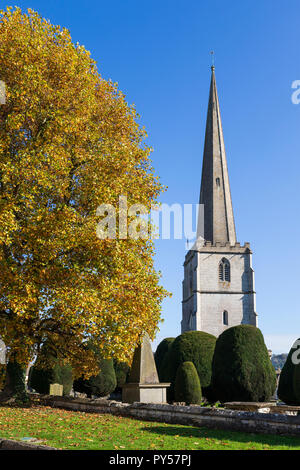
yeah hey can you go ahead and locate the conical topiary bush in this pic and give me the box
[165,331,216,400]
[73,342,116,398]
[174,361,202,405]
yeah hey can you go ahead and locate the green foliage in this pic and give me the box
[166,331,216,400]
[278,339,300,405]
[73,343,116,397]
[74,358,116,398]
[154,337,175,381]
[113,359,130,391]
[57,364,73,396]
[28,343,73,396]
[0,364,6,390]
[174,361,202,405]
[28,366,51,394]
[212,325,277,402]
[29,362,73,396]
[293,364,300,404]
[5,361,28,403]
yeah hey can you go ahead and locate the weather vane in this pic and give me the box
[210,50,215,68]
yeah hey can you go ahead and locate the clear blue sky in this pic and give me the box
[12,0,300,353]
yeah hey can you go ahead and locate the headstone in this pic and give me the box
[49,383,63,396]
[122,333,170,404]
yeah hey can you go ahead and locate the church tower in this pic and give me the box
[181,66,257,337]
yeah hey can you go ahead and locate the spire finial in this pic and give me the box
[210,50,215,71]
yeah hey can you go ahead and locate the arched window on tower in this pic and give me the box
[219,258,230,282]
[223,310,228,326]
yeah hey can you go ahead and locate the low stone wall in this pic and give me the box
[40,396,300,437]
[0,438,56,450]
[224,402,300,415]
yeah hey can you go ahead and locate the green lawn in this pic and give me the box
[0,405,299,450]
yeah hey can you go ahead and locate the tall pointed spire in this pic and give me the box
[199,66,236,245]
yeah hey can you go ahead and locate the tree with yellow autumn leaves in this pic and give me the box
[0,7,168,398]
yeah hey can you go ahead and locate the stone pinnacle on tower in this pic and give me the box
[199,65,237,245]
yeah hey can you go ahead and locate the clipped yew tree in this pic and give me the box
[0,7,168,400]
[278,338,300,405]
[28,341,73,395]
[212,325,277,402]
[3,361,27,402]
[73,342,116,398]
[113,359,130,392]
[167,331,216,399]
[174,361,202,405]
[29,362,73,396]
[154,337,175,381]
[74,358,116,398]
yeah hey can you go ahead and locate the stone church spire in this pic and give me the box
[199,66,237,245]
[182,66,257,337]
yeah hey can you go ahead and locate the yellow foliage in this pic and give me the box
[0,7,170,375]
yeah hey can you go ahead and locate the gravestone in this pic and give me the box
[122,333,170,404]
[49,383,63,396]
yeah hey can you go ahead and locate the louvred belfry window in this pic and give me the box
[219,258,230,282]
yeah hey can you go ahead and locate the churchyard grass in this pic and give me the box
[0,405,300,450]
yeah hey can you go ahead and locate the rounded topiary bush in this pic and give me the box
[29,362,73,396]
[73,342,116,398]
[154,337,175,381]
[166,331,216,400]
[74,357,116,397]
[174,361,202,405]
[212,325,277,402]
[278,338,300,405]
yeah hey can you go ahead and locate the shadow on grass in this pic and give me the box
[140,425,300,448]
